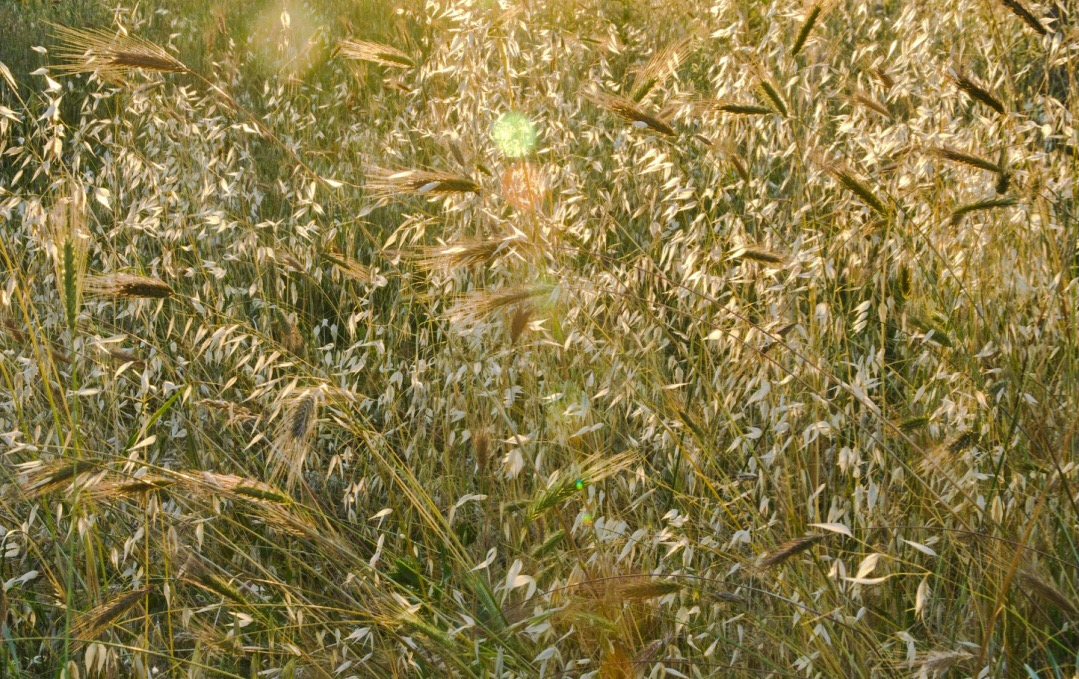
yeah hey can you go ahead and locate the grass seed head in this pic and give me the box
[1000,0,1048,34]
[761,535,826,567]
[84,273,173,299]
[52,25,190,80]
[952,71,1005,113]
[365,167,481,198]
[338,39,415,68]
[588,91,677,136]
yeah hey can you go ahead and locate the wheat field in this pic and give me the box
[0,0,1077,676]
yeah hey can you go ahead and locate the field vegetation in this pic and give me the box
[0,0,1078,676]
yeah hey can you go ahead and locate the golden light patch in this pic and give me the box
[500,162,547,212]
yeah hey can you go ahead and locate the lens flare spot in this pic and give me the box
[250,1,321,78]
[575,478,584,490]
[500,162,547,212]
[492,111,537,158]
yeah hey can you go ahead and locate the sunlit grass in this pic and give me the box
[0,0,1077,676]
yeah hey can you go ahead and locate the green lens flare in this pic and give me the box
[575,478,584,491]
[492,111,537,158]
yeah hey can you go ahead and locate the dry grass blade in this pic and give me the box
[1000,0,1047,34]
[952,71,1005,113]
[760,535,825,567]
[588,91,676,136]
[0,61,16,92]
[70,586,152,646]
[52,25,190,78]
[365,167,481,197]
[338,39,415,68]
[84,273,173,299]
[629,36,694,102]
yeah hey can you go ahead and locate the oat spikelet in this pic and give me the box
[952,71,1005,114]
[70,586,152,646]
[629,36,694,102]
[1000,0,1047,34]
[84,273,173,299]
[52,25,190,79]
[365,167,481,198]
[760,535,825,567]
[588,91,676,136]
[338,39,415,68]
